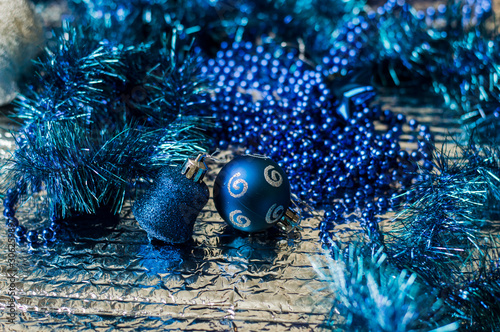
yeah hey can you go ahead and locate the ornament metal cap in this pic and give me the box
[277,201,302,232]
[181,154,208,183]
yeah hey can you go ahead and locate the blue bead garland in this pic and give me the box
[4,183,59,246]
[205,39,435,244]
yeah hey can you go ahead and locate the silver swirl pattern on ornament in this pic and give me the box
[227,172,248,198]
[229,210,252,228]
[264,166,283,187]
[265,204,284,224]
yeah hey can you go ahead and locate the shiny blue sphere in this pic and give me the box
[213,155,291,233]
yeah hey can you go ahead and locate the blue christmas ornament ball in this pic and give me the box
[213,155,291,233]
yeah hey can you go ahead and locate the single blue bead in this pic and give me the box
[382,109,393,122]
[408,118,419,129]
[398,150,409,160]
[395,113,406,124]
[42,228,55,241]
[390,193,400,207]
[49,219,62,231]
[344,198,355,210]
[411,150,421,161]
[333,203,345,215]
[364,184,374,196]
[320,232,331,243]
[355,190,365,200]
[362,211,374,220]
[6,217,18,228]
[423,161,434,171]
[423,133,433,141]
[419,124,430,133]
[3,206,14,218]
[27,230,38,243]
[320,222,334,231]
[377,197,388,211]
[15,225,26,236]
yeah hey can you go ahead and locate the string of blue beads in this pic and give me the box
[375,0,491,27]
[205,39,434,245]
[320,0,492,83]
[4,183,59,246]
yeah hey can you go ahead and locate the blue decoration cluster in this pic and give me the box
[3,23,210,246]
[4,0,500,329]
[189,1,500,329]
[204,40,434,244]
[323,0,499,141]
[67,0,221,46]
[60,0,500,141]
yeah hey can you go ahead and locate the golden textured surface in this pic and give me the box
[0,126,333,331]
[0,93,456,331]
[0,0,467,327]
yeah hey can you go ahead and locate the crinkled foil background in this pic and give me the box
[0,127,332,331]
[0,0,483,327]
[0,94,458,331]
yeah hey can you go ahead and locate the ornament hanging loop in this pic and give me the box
[277,200,302,232]
[181,154,208,183]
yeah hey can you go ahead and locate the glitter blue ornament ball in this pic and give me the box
[213,155,291,233]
